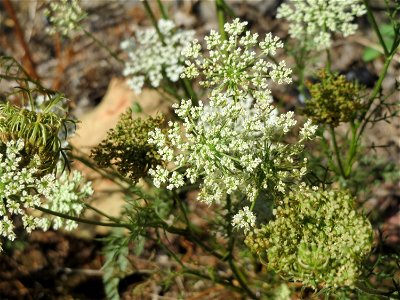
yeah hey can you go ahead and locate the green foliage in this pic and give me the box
[0,102,73,173]
[0,56,75,174]
[101,230,131,300]
[363,24,397,62]
[304,70,366,127]
[91,109,164,183]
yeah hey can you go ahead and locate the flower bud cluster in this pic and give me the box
[304,70,365,127]
[245,186,373,288]
[277,0,366,50]
[45,0,87,37]
[91,109,164,183]
[0,139,93,250]
[148,19,317,205]
[121,19,195,94]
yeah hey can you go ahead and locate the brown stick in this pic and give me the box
[3,0,40,80]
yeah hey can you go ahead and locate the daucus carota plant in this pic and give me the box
[304,70,366,127]
[277,0,366,50]
[121,19,195,94]
[245,185,373,288]
[0,138,93,250]
[44,0,87,37]
[91,109,165,183]
[148,19,316,207]
[2,0,399,298]
[0,94,75,173]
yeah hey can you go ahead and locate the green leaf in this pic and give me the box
[134,236,145,256]
[362,47,381,62]
[131,102,142,113]
[379,24,395,38]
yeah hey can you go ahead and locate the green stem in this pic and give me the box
[84,202,121,224]
[154,231,242,292]
[363,0,389,56]
[183,269,242,292]
[293,46,308,99]
[35,205,131,229]
[228,259,258,299]
[165,223,225,261]
[142,0,198,105]
[161,84,182,101]
[329,125,346,179]
[83,29,124,64]
[142,0,165,44]
[156,0,168,19]
[357,52,395,139]
[344,122,359,178]
[216,0,227,41]
[325,49,332,73]
[224,196,258,299]
[182,78,198,104]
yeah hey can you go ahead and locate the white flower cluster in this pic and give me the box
[181,18,291,95]
[232,207,256,234]
[148,19,317,208]
[121,19,195,94]
[45,0,87,37]
[277,0,366,50]
[0,140,93,250]
[41,167,93,231]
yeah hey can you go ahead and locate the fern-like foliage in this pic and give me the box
[0,55,76,174]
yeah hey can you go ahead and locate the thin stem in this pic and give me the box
[220,0,236,18]
[329,125,346,179]
[142,0,198,105]
[224,195,258,299]
[216,0,227,41]
[156,0,169,19]
[165,223,225,261]
[357,52,395,139]
[155,229,185,267]
[83,29,124,64]
[156,229,242,293]
[363,0,389,56]
[325,49,332,73]
[34,205,131,229]
[182,78,198,104]
[3,0,40,80]
[228,259,258,299]
[183,269,241,292]
[84,202,121,224]
[344,122,359,178]
[142,0,165,44]
[161,84,182,101]
[293,46,308,99]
